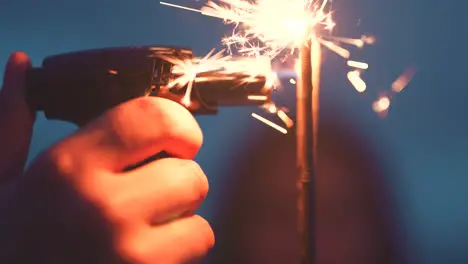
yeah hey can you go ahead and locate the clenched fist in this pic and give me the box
[0,52,214,264]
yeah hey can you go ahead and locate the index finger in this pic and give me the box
[61,97,203,172]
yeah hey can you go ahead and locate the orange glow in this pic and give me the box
[160,0,412,129]
[392,67,416,93]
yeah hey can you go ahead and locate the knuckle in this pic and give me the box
[106,97,202,157]
[116,234,149,264]
[192,215,215,251]
[113,97,169,126]
[107,97,184,139]
[101,97,165,149]
[182,160,209,202]
[84,177,125,221]
[133,97,202,149]
[42,143,77,178]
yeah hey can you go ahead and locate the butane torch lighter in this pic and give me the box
[26,46,272,126]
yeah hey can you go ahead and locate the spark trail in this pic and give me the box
[159,0,402,129]
[158,1,415,263]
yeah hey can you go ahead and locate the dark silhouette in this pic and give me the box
[206,112,403,264]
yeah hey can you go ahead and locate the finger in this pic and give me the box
[58,97,203,172]
[0,52,35,182]
[120,215,215,264]
[111,158,209,224]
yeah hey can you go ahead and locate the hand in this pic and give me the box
[0,52,214,264]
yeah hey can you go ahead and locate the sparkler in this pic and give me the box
[155,48,277,106]
[160,0,414,263]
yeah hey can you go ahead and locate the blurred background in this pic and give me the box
[0,0,467,263]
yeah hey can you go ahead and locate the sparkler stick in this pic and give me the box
[296,39,313,264]
[296,35,321,264]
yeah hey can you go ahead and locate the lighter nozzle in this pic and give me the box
[157,73,272,114]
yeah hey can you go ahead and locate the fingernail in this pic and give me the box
[0,52,34,121]
[1,52,30,98]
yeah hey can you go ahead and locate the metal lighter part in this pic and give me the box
[26,46,272,126]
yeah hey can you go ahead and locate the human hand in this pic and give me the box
[0,52,35,183]
[0,52,214,264]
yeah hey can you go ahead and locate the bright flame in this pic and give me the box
[159,0,413,131]
[200,0,335,57]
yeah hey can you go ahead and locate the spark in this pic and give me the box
[261,102,279,114]
[160,0,338,57]
[322,35,376,48]
[260,102,294,128]
[317,38,351,58]
[159,2,415,263]
[373,95,391,116]
[347,70,367,92]
[155,49,278,105]
[248,95,269,101]
[160,1,204,13]
[251,113,288,134]
[392,67,416,93]
[347,60,369,70]
[371,67,416,118]
[159,0,413,130]
[278,109,294,128]
[203,0,335,57]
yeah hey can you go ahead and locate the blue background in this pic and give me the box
[1,0,467,263]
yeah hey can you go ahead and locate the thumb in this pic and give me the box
[0,52,35,183]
